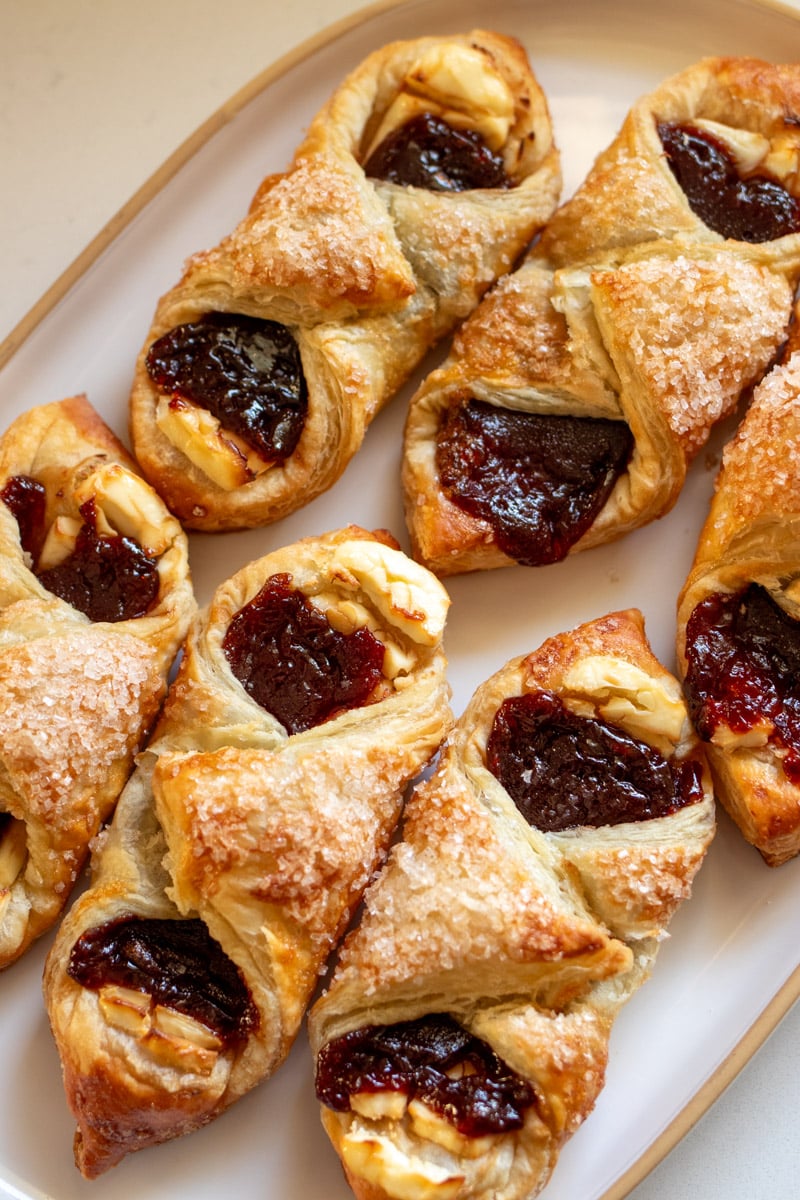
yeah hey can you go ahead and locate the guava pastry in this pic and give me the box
[677,348,800,867]
[309,609,714,1200]
[402,56,800,576]
[129,30,561,531]
[540,56,800,276]
[43,526,452,1177]
[0,396,194,969]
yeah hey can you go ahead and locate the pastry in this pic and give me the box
[129,30,561,531]
[403,243,793,575]
[43,526,452,1177]
[309,609,714,1200]
[677,348,800,866]
[0,396,194,968]
[540,56,800,276]
[403,55,800,577]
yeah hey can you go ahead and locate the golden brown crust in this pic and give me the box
[677,353,800,866]
[403,247,791,576]
[309,609,714,1200]
[403,56,800,578]
[541,56,800,274]
[129,30,561,531]
[43,526,453,1176]
[0,397,194,967]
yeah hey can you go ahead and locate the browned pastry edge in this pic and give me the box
[677,352,800,866]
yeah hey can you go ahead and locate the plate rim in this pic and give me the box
[600,960,800,1198]
[2,1,800,1195]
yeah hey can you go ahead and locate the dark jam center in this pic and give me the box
[145,313,308,463]
[316,1013,536,1136]
[658,121,800,243]
[684,583,800,784]
[222,573,386,735]
[37,498,160,623]
[363,112,513,192]
[0,474,47,560]
[1,481,159,623]
[436,401,633,566]
[67,915,259,1046]
[487,690,703,832]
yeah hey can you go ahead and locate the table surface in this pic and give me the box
[2,2,800,1198]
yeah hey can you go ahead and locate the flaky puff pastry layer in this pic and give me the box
[0,396,194,968]
[129,30,561,531]
[43,526,452,1178]
[403,243,792,575]
[403,56,800,576]
[540,57,800,277]
[677,351,800,866]
[309,610,714,1200]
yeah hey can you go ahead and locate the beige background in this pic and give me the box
[1,1,800,1197]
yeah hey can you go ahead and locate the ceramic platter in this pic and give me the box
[1,1,800,1197]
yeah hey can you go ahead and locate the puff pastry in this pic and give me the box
[677,348,800,866]
[540,56,800,276]
[403,242,793,575]
[129,30,561,531]
[0,396,194,968]
[43,526,452,1177]
[309,609,714,1200]
[403,55,800,576]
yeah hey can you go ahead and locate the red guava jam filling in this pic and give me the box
[2,481,159,623]
[1,474,47,560]
[435,401,633,566]
[67,915,258,1047]
[364,112,513,191]
[146,313,308,463]
[315,1013,537,1136]
[487,690,704,832]
[683,583,800,784]
[222,572,386,735]
[658,121,800,242]
[36,498,160,623]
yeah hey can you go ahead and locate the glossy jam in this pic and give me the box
[487,690,704,832]
[2,480,159,623]
[315,1013,536,1136]
[37,499,160,623]
[684,583,800,784]
[146,313,308,462]
[658,121,800,242]
[222,573,386,735]
[436,401,633,565]
[364,112,513,192]
[1,474,47,560]
[67,915,259,1045]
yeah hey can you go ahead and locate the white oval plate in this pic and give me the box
[2,1,800,1198]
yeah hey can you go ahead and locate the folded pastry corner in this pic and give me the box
[540,56,800,275]
[309,608,714,1200]
[129,30,561,531]
[403,55,800,577]
[0,395,194,968]
[677,348,800,866]
[43,525,452,1177]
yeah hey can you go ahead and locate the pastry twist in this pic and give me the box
[0,396,194,967]
[309,610,714,1200]
[677,346,800,866]
[43,526,452,1177]
[403,56,800,576]
[540,56,800,275]
[129,30,561,531]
